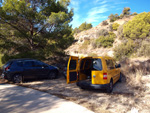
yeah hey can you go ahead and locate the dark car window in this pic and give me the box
[24,61,34,67]
[17,61,23,67]
[34,61,43,67]
[69,60,76,70]
[93,59,102,70]
[106,60,115,70]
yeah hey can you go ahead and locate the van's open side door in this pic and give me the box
[67,56,79,84]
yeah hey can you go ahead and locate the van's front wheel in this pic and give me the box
[107,80,113,93]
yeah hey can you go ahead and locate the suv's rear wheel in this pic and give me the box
[107,79,113,93]
[13,74,23,83]
[48,71,57,79]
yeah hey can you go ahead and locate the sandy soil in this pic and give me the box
[8,76,148,113]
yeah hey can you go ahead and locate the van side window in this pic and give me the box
[93,59,102,70]
[69,60,76,70]
[106,60,115,70]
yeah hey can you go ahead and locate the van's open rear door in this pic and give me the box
[67,56,79,84]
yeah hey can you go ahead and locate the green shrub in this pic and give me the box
[108,13,119,22]
[123,12,150,40]
[97,35,114,48]
[0,54,3,68]
[137,40,150,57]
[1,51,46,64]
[114,40,136,61]
[108,24,113,31]
[93,32,115,48]
[96,29,109,37]
[123,7,131,15]
[132,12,138,16]
[112,23,120,31]
[117,24,124,39]
[119,14,124,19]
[102,20,109,26]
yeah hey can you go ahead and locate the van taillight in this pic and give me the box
[103,73,107,79]
[5,66,10,71]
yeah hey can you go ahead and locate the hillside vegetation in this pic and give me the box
[66,8,150,61]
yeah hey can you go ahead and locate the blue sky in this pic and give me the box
[69,0,150,28]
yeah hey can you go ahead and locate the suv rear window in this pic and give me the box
[93,59,102,70]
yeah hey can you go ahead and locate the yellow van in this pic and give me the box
[67,56,121,93]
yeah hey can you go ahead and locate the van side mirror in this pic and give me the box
[115,64,121,68]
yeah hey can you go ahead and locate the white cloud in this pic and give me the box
[114,2,128,5]
[70,0,80,12]
[70,0,129,28]
[69,0,81,28]
[85,4,109,24]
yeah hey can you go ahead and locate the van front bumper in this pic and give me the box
[76,81,109,89]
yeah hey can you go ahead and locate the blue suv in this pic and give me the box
[1,59,58,83]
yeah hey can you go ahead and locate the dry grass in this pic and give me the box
[127,69,143,87]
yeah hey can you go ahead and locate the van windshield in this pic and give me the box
[93,59,102,71]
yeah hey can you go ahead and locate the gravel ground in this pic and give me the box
[1,75,150,113]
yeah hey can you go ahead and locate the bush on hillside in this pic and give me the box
[123,7,131,15]
[96,29,109,37]
[97,35,114,48]
[117,24,124,39]
[114,40,136,61]
[108,24,113,31]
[137,40,150,57]
[132,12,138,16]
[112,23,120,31]
[123,12,150,40]
[102,20,109,26]
[108,13,119,22]
[119,14,124,19]
[92,32,116,48]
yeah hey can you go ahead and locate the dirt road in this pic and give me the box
[17,76,150,113]
[0,84,94,113]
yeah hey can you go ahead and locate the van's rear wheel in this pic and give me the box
[13,74,23,83]
[107,80,113,93]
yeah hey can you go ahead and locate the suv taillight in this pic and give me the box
[5,66,10,71]
[103,73,107,79]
